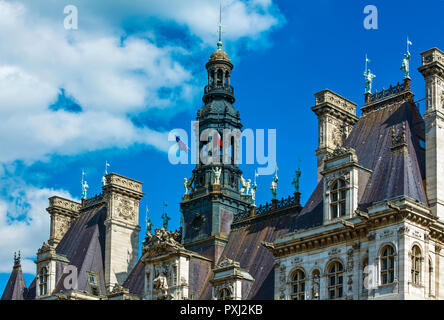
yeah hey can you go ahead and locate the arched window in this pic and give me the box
[330,179,347,219]
[217,288,232,300]
[327,261,343,299]
[39,266,48,296]
[381,245,395,284]
[411,245,422,285]
[290,269,305,300]
[217,69,223,86]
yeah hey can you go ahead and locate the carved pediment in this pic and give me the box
[142,228,183,258]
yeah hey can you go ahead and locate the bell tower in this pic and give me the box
[180,27,251,264]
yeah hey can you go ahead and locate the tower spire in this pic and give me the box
[217,2,223,50]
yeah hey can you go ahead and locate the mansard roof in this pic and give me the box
[19,203,108,299]
[53,205,107,295]
[1,262,27,300]
[297,87,427,232]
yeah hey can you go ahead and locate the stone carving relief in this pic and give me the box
[346,248,354,272]
[116,196,136,222]
[311,272,320,300]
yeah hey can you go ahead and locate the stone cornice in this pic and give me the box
[103,173,144,200]
[46,196,81,217]
[270,197,439,258]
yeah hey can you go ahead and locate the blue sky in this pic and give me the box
[0,0,443,294]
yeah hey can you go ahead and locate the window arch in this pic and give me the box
[380,245,395,285]
[217,287,232,300]
[330,179,347,219]
[327,261,343,299]
[290,269,305,300]
[39,266,48,296]
[411,245,422,285]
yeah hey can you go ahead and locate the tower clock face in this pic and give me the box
[191,212,205,231]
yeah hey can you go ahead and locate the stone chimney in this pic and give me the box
[46,196,81,246]
[312,90,358,183]
[102,173,144,292]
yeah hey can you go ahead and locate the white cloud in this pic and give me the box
[0,0,284,278]
[0,182,73,274]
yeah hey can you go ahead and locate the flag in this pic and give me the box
[407,38,412,46]
[175,136,190,157]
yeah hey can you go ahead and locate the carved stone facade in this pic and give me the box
[270,196,444,300]
[210,257,254,300]
[142,228,211,300]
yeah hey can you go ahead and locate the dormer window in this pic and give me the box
[87,271,100,296]
[217,288,232,300]
[330,179,347,219]
[39,267,48,296]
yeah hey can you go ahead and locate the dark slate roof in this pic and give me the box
[199,206,311,300]
[122,259,145,298]
[1,265,27,300]
[16,204,108,299]
[296,98,427,232]
[53,205,107,295]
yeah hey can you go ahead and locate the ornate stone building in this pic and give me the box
[2,42,444,300]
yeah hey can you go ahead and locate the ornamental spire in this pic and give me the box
[217,1,224,50]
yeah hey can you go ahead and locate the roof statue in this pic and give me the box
[161,202,171,230]
[270,165,279,199]
[102,161,110,186]
[81,170,89,199]
[363,54,376,94]
[401,37,412,79]
[240,175,251,195]
[291,165,302,193]
[250,170,259,205]
[212,167,222,185]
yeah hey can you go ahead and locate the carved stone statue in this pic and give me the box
[291,167,301,193]
[240,176,251,195]
[250,183,257,205]
[270,175,279,199]
[312,273,320,300]
[364,69,376,94]
[184,178,190,194]
[212,167,222,185]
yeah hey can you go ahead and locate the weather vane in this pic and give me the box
[364,54,376,94]
[401,37,412,79]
